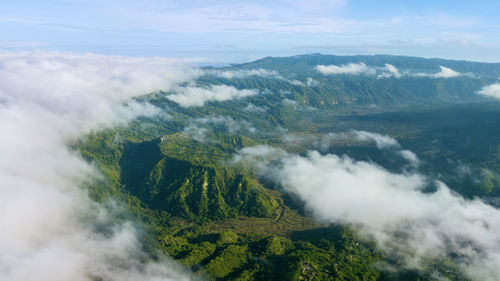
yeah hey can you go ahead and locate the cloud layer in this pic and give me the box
[235,135,500,280]
[207,68,282,79]
[206,68,305,86]
[270,151,500,280]
[167,84,258,107]
[282,130,400,151]
[477,83,500,99]
[316,62,376,75]
[0,51,199,281]
[183,115,256,141]
[378,63,402,78]
[415,65,462,78]
[316,63,462,79]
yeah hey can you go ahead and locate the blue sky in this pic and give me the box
[1,0,499,63]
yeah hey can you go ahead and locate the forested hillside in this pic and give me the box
[76,54,500,281]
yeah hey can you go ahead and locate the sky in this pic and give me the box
[1,0,500,64]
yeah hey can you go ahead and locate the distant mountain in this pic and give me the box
[238,53,500,77]
[198,53,500,107]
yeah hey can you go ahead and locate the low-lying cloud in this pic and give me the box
[234,138,500,280]
[282,130,400,150]
[271,152,500,280]
[398,149,420,166]
[0,51,199,281]
[207,68,281,79]
[316,63,462,79]
[306,77,319,86]
[167,84,258,107]
[351,130,400,149]
[316,62,376,75]
[415,65,462,78]
[316,63,400,77]
[183,115,256,141]
[231,145,287,168]
[378,63,402,78]
[243,103,268,112]
[477,83,500,99]
[207,68,305,86]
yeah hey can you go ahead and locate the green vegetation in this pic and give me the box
[120,136,279,221]
[77,128,391,280]
[72,54,500,280]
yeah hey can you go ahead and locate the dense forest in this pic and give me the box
[76,54,500,281]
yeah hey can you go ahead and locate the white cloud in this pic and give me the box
[183,115,256,141]
[235,136,500,279]
[0,51,198,281]
[282,98,298,106]
[315,131,400,150]
[167,84,258,107]
[477,83,500,99]
[208,68,305,86]
[208,68,281,79]
[210,63,465,83]
[316,63,405,78]
[272,152,427,226]
[415,65,461,78]
[265,151,500,280]
[281,131,401,151]
[196,115,254,133]
[281,133,314,147]
[399,149,420,166]
[316,63,463,79]
[231,145,287,167]
[289,79,305,86]
[316,62,376,75]
[182,125,209,142]
[351,130,400,149]
[385,64,401,78]
[433,65,462,78]
[378,63,401,78]
[244,103,268,112]
[306,77,319,86]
